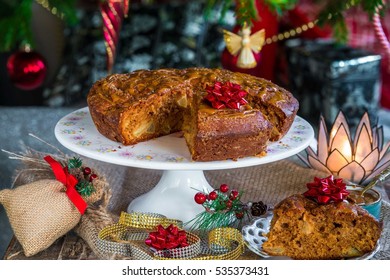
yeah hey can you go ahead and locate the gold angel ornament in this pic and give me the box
[223,25,265,69]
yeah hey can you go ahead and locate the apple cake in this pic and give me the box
[262,194,382,259]
[87,68,299,161]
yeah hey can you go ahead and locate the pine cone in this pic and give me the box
[251,201,267,216]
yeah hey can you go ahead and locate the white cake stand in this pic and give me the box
[55,107,314,225]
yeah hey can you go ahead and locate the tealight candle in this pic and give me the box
[299,111,390,185]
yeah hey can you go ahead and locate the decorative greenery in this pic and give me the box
[67,157,82,169]
[75,180,95,197]
[204,0,297,27]
[206,0,387,43]
[0,0,78,52]
[316,0,387,43]
[67,157,96,197]
[186,184,268,231]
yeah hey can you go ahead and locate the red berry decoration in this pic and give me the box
[235,212,244,219]
[219,184,229,193]
[229,190,239,200]
[225,200,233,209]
[89,173,98,182]
[194,192,207,204]
[208,191,218,200]
[83,167,92,176]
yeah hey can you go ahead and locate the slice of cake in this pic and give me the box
[183,99,272,161]
[262,194,382,259]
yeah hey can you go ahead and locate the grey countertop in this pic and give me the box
[1,105,390,259]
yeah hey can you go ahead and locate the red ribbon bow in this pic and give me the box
[303,175,349,204]
[44,155,87,214]
[205,81,248,110]
[145,224,189,250]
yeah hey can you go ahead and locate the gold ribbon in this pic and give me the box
[98,212,245,260]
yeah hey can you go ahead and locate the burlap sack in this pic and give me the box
[0,179,81,257]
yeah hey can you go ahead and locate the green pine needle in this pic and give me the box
[186,190,247,231]
[75,181,95,197]
[0,0,77,52]
[67,157,82,169]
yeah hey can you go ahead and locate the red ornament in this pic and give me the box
[145,224,189,250]
[219,184,229,193]
[101,0,128,72]
[6,50,47,90]
[205,81,248,110]
[303,176,350,204]
[194,192,207,204]
[208,191,218,200]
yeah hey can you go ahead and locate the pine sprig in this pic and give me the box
[0,0,78,52]
[204,0,297,27]
[75,181,95,197]
[317,0,387,43]
[67,157,82,169]
[187,184,249,231]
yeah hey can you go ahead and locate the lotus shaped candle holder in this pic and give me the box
[299,111,390,185]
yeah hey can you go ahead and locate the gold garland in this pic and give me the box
[98,212,245,260]
[264,20,317,45]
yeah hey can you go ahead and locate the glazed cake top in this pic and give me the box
[87,68,298,116]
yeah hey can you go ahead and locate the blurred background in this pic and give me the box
[1,0,390,258]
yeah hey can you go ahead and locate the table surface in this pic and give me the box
[1,106,390,260]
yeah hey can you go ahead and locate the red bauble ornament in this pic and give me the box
[6,50,47,90]
[194,192,207,204]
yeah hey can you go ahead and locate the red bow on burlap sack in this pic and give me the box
[44,155,87,214]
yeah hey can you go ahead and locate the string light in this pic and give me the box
[263,20,318,46]
[35,0,65,19]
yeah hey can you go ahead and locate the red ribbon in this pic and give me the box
[205,81,248,110]
[145,224,189,250]
[44,155,87,214]
[303,175,349,204]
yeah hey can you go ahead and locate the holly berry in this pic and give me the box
[194,192,207,204]
[225,200,233,208]
[83,167,91,176]
[89,173,98,182]
[229,190,239,200]
[208,191,218,200]
[235,212,244,219]
[219,184,229,193]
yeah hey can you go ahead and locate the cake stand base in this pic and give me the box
[127,170,214,226]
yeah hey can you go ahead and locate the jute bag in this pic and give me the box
[0,153,108,257]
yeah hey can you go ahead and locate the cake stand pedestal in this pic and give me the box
[127,170,213,223]
[55,107,314,226]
